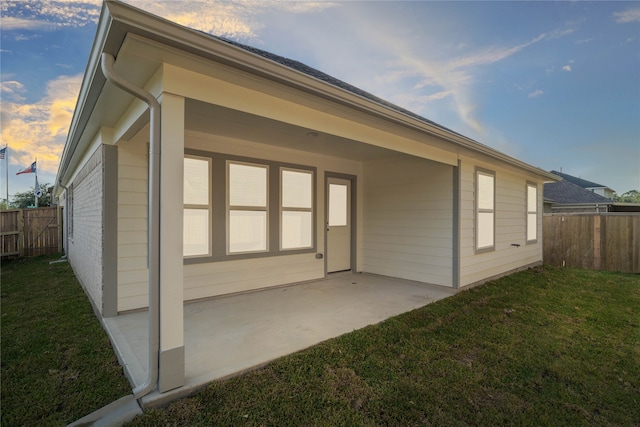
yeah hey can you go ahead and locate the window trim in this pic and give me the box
[226,160,270,255]
[183,150,317,265]
[475,167,495,253]
[183,155,212,259]
[280,167,315,251]
[526,182,538,244]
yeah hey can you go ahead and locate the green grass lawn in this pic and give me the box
[1,255,131,426]
[2,256,639,426]
[129,266,639,426]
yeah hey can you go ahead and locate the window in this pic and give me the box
[526,183,537,243]
[328,184,348,226]
[281,168,313,250]
[228,162,268,254]
[183,152,317,263]
[476,169,495,252]
[183,156,211,257]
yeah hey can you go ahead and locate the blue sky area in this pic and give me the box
[1,1,639,200]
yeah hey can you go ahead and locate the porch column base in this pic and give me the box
[158,345,185,393]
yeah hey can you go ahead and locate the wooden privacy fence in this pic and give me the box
[1,207,63,258]
[543,213,640,273]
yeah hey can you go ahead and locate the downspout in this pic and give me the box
[57,179,69,258]
[101,52,160,399]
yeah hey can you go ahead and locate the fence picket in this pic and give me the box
[1,207,62,258]
[543,213,640,273]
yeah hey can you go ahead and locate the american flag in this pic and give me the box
[0,147,6,160]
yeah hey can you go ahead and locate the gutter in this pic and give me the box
[57,179,70,258]
[100,52,160,400]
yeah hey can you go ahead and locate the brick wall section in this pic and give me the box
[68,146,104,313]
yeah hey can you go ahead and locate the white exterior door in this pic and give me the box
[327,177,352,273]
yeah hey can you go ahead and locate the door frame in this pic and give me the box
[324,172,357,275]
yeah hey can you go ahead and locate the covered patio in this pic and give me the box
[104,273,455,407]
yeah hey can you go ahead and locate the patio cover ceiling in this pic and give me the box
[185,99,410,162]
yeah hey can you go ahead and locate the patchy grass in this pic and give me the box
[1,255,131,426]
[2,257,638,426]
[129,267,640,426]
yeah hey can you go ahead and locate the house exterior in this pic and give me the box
[54,1,559,394]
[550,170,615,199]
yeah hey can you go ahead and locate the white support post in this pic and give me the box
[158,92,185,392]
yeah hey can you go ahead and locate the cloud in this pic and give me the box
[0,0,337,37]
[359,25,576,135]
[118,1,338,40]
[528,89,544,98]
[423,91,453,102]
[0,1,101,29]
[1,81,26,102]
[0,75,82,175]
[613,8,640,24]
[0,17,57,31]
[562,65,572,72]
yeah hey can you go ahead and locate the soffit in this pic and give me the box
[185,99,401,162]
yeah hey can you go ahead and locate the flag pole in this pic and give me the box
[4,145,8,208]
[35,158,38,208]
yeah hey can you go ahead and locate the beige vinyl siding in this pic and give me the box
[185,254,320,300]
[362,156,453,286]
[67,145,104,312]
[181,131,360,300]
[116,130,365,310]
[117,135,149,312]
[459,158,543,287]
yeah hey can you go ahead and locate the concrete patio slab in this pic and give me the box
[104,273,456,407]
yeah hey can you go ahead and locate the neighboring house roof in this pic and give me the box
[550,170,611,191]
[544,179,612,205]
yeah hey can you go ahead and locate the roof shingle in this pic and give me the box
[550,170,609,190]
[544,179,611,204]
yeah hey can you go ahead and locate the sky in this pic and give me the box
[1,0,639,201]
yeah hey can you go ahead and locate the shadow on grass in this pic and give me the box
[1,255,131,426]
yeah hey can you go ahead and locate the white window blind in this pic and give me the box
[229,163,267,207]
[281,169,313,249]
[476,170,495,251]
[527,184,537,242]
[184,209,210,256]
[229,210,267,252]
[282,170,312,209]
[328,183,348,227]
[228,162,268,253]
[183,156,211,257]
